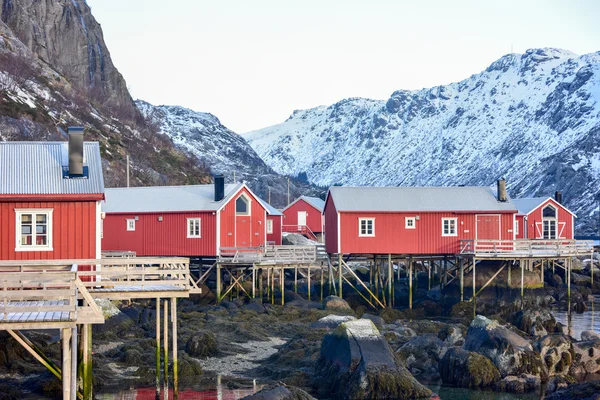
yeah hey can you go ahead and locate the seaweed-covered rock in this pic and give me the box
[509,307,557,337]
[241,383,316,400]
[315,319,431,399]
[361,313,384,329]
[397,334,448,378]
[545,376,576,395]
[323,296,351,311]
[581,331,600,341]
[185,332,218,357]
[495,374,541,393]
[464,315,547,378]
[178,353,203,377]
[439,347,500,388]
[535,334,573,376]
[438,324,466,346]
[310,315,356,330]
[545,379,600,400]
[570,338,600,375]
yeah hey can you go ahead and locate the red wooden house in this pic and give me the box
[101,178,268,257]
[512,192,575,240]
[282,195,325,241]
[256,198,283,245]
[324,185,518,255]
[0,128,105,261]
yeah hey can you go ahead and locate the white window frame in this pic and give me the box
[235,194,251,216]
[126,219,136,231]
[515,220,519,235]
[266,219,274,234]
[187,218,201,238]
[15,209,53,251]
[442,218,457,237]
[405,217,416,229]
[358,218,375,237]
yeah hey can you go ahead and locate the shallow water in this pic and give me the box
[432,385,539,399]
[552,299,600,340]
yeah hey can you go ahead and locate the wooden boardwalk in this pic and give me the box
[460,239,594,258]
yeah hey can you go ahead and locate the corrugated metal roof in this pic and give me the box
[256,196,283,216]
[0,141,104,195]
[512,197,549,215]
[327,186,518,212]
[103,183,244,213]
[301,196,325,212]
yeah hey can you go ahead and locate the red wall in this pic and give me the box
[102,211,217,257]
[283,199,324,233]
[219,187,267,249]
[324,195,339,253]
[518,199,574,239]
[338,211,515,255]
[0,200,98,260]
[267,215,282,245]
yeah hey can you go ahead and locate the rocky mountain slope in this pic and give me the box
[0,0,212,187]
[247,48,600,234]
[136,100,325,208]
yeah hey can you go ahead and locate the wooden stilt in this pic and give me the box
[271,267,275,305]
[62,328,72,400]
[156,298,161,399]
[320,265,324,301]
[163,299,169,386]
[338,254,343,298]
[307,266,311,301]
[541,259,545,286]
[252,265,256,298]
[294,267,298,293]
[71,326,77,400]
[171,299,178,400]
[508,260,511,286]
[281,267,285,306]
[591,252,594,288]
[428,261,431,291]
[443,256,448,289]
[387,254,392,306]
[82,324,92,400]
[216,264,221,303]
[7,329,62,380]
[472,258,477,319]
[409,258,413,309]
[521,260,525,309]
[259,269,263,300]
[567,258,571,306]
[459,257,464,302]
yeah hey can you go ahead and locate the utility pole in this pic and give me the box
[233,171,236,183]
[287,178,290,205]
[268,187,271,204]
[126,155,130,187]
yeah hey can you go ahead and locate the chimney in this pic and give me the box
[214,175,225,202]
[68,126,84,176]
[497,178,507,202]
[555,191,562,204]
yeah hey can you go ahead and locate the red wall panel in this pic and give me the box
[219,187,267,250]
[267,215,282,245]
[0,200,98,260]
[522,199,574,239]
[324,195,338,253]
[283,199,324,233]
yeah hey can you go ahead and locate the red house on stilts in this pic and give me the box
[282,195,325,241]
[101,177,269,258]
[0,128,104,261]
[324,182,518,255]
[512,192,575,240]
[256,198,283,245]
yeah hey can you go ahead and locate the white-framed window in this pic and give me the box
[187,218,201,238]
[126,219,136,231]
[359,218,375,237]
[515,220,519,235]
[405,217,416,229]
[236,194,251,216]
[266,219,274,234]
[442,218,457,236]
[15,209,53,251]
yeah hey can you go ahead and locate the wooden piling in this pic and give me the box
[271,267,275,305]
[409,258,413,309]
[459,257,464,302]
[216,264,221,303]
[281,267,285,306]
[156,298,161,399]
[387,254,393,306]
[294,267,298,293]
[163,299,169,385]
[338,254,343,298]
[307,266,311,301]
[171,299,178,400]
[70,326,77,400]
[82,324,92,400]
[541,259,545,287]
[520,259,525,309]
[320,266,324,301]
[252,265,256,298]
[591,251,594,287]
[472,258,476,319]
[508,261,511,286]
[62,328,72,400]
[428,261,431,291]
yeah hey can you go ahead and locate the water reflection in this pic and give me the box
[553,297,599,340]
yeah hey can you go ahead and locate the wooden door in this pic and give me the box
[236,216,251,246]
[298,211,307,228]
[476,215,501,240]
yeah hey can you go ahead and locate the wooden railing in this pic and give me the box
[219,245,318,264]
[282,225,318,241]
[102,250,137,258]
[460,239,595,256]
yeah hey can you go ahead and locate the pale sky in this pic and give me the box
[87,0,599,133]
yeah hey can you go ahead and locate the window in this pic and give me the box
[543,220,557,239]
[267,219,274,234]
[127,219,136,231]
[359,218,375,237]
[543,205,557,218]
[236,195,250,216]
[442,218,457,236]
[515,220,519,235]
[15,209,53,251]
[187,218,201,238]
[405,217,416,229]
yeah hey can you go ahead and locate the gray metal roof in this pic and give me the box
[327,186,518,213]
[103,183,244,213]
[301,196,325,212]
[256,196,283,216]
[0,141,104,195]
[512,197,549,215]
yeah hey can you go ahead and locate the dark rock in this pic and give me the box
[581,331,600,341]
[571,339,600,374]
[120,349,142,365]
[284,290,303,302]
[323,296,351,311]
[397,334,448,378]
[310,315,356,330]
[438,324,466,346]
[545,379,600,400]
[189,284,216,305]
[509,306,557,336]
[464,315,547,378]
[92,309,137,339]
[315,319,431,399]
[439,347,501,388]
[545,376,576,395]
[495,374,541,393]
[185,332,218,358]
[243,302,266,314]
[535,334,573,376]
[416,299,443,317]
[361,313,384,329]
[241,384,316,400]
[178,353,203,377]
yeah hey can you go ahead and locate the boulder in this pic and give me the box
[572,273,592,287]
[241,384,316,400]
[495,374,541,393]
[92,301,138,339]
[243,302,266,314]
[438,324,466,346]
[185,332,218,358]
[509,307,557,337]
[545,376,576,395]
[545,380,600,400]
[361,313,384,329]
[323,296,351,311]
[438,347,500,388]
[397,334,448,378]
[535,334,573,376]
[581,331,600,341]
[463,315,546,378]
[310,315,356,330]
[315,319,431,399]
[571,339,600,375]
[177,353,203,377]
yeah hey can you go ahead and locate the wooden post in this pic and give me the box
[443,256,448,288]
[338,254,343,298]
[591,251,594,288]
[459,257,464,302]
[216,264,221,303]
[472,258,477,319]
[541,259,545,287]
[82,324,92,400]
[521,259,525,309]
[320,265,324,301]
[307,266,311,301]
[271,267,275,305]
[156,298,161,399]
[163,299,169,385]
[171,299,178,400]
[281,267,285,306]
[428,261,431,291]
[71,326,77,400]
[508,261,511,286]
[567,258,571,307]
[294,267,298,293]
[409,258,413,309]
[251,265,256,298]
[374,256,379,300]
[62,328,72,400]
[387,254,392,306]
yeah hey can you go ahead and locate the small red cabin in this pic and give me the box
[0,129,105,261]
[101,181,268,257]
[324,186,518,255]
[282,196,325,241]
[256,198,283,245]
[512,194,575,240]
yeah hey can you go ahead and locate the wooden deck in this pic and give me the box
[218,245,319,265]
[460,239,595,258]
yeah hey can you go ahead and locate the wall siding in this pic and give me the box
[219,187,267,249]
[267,215,282,245]
[324,195,338,254]
[523,199,574,239]
[0,200,97,260]
[283,199,324,233]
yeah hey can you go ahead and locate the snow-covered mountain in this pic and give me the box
[246,48,600,234]
[136,100,325,207]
